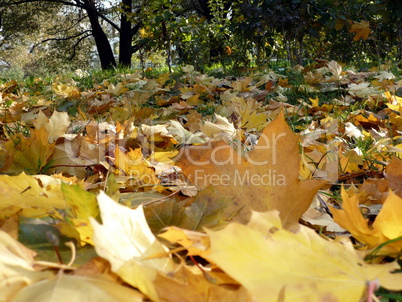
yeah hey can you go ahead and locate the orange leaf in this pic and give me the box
[265,80,274,91]
[332,188,402,255]
[175,111,326,229]
[350,20,371,41]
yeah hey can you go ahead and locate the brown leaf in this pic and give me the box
[154,265,251,302]
[176,111,326,229]
[350,20,371,41]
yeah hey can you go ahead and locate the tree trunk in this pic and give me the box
[398,22,402,63]
[84,0,116,69]
[119,0,133,67]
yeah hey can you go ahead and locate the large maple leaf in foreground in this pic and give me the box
[205,210,402,302]
[176,111,326,229]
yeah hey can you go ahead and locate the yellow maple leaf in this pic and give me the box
[0,173,66,218]
[231,77,254,92]
[277,77,290,87]
[309,96,319,107]
[339,149,364,173]
[1,127,56,175]
[222,96,267,131]
[52,82,80,99]
[56,183,98,245]
[185,110,203,132]
[200,114,238,141]
[148,150,179,164]
[106,83,128,95]
[332,188,402,255]
[388,111,402,131]
[205,210,402,302]
[384,91,402,113]
[32,110,70,143]
[113,147,160,186]
[350,20,371,41]
[156,72,171,85]
[158,226,210,258]
[153,265,250,302]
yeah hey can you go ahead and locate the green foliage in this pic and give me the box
[2,0,401,74]
[1,1,95,76]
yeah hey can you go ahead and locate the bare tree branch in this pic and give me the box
[69,32,92,60]
[3,0,121,31]
[48,14,88,36]
[30,29,92,53]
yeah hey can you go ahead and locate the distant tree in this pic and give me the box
[1,0,146,69]
[0,2,94,74]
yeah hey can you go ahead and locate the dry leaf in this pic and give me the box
[158,227,210,258]
[33,111,70,143]
[154,265,251,302]
[1,127,56,174]
[176,111,326,229]
[0,173,66,219]
[113,147,160,186]
[12,275,144,302]
[200,114,237,142]
[332,188,402,255]
[0,230,52,301]
[205,210,402,302]
[350,20,371,41]
[90,192,174,301]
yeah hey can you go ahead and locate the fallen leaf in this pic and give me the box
[158,226,210,258]
[205,210,402,302]
[142,186,231,234]
[154,265,251,302]
[179,186,234,231]
[52,82,80,99]
[12,275,144,302]
[176,111,326,229]
[33,110,70,143]
[143,198,188,234]
[332,188,402,255]
[113,147,160,187]
[185,111,203,132]
[90,192,174,301]
[106,82,128,95]
[327,60,343,80]
[0,230,52,301]
[58,183,98,245]
[168,120,207,144]
[302,208,345,233]
[1,127,56,174]
[105,172,121,202]
[0,173,66,219]
[339,149,364,173]
[200,114,238,142]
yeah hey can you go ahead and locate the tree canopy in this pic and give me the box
[1,0,401,74]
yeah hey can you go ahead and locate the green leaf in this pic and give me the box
[61,183,98,220]
[105,172,120,202]
[179,186,233,231]
[143,198,187,234]
[19,221,97,265]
